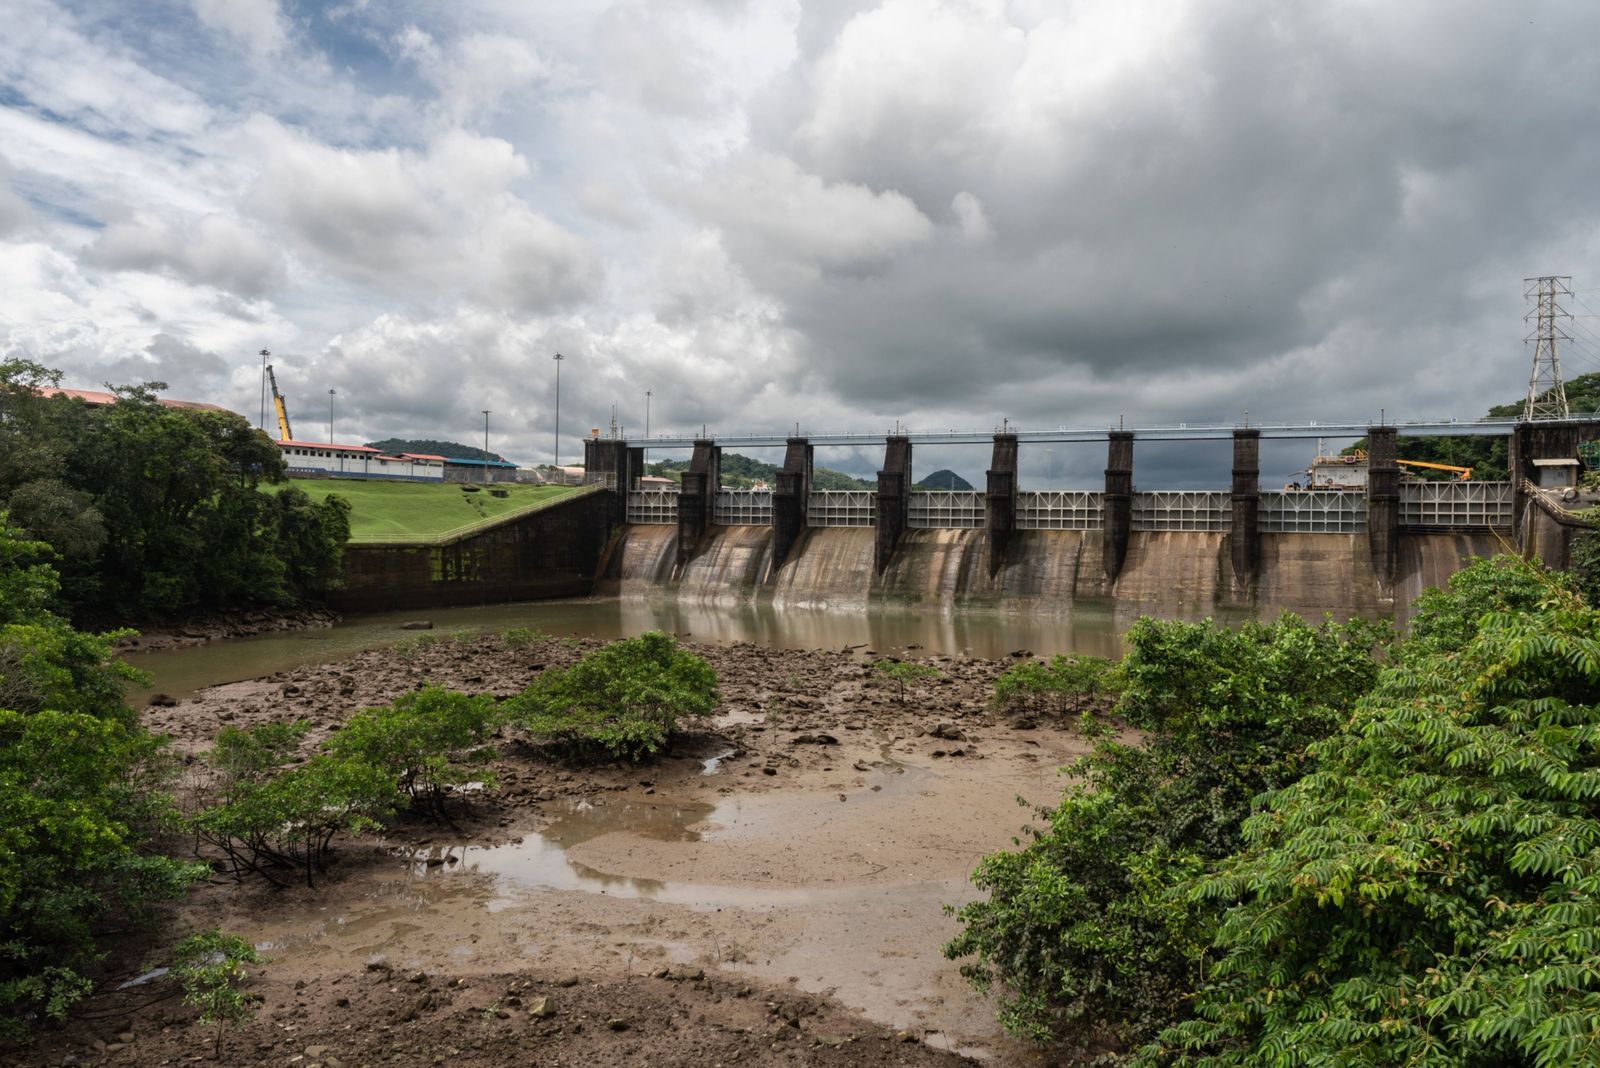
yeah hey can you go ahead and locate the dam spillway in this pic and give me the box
[599,523,1505,622]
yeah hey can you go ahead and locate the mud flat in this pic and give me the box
[24,636,1098,1067]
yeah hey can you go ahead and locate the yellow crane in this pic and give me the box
[1398,459,1472,481]
[266,364,294,442]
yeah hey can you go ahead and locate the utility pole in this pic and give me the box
[552,352,564,468]
[259,349,270,431]
[482,410,491,482]
[1525,275,1574,419]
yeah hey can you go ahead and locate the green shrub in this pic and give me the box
[193,748,398,888]
[326,686,501,816]
[946,613,1386,1050]
[508,631,718,762]
[991,654,1117,717]
[0,709,203,1035]
[501,626,546,649]
[1149,559,1600,1066]
[872,659,942,703]
[168,929,261,1056]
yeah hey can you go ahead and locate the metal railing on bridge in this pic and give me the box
[809,490,876,527]
[714,489,772,525]
[1017,491,1103,529]
[908,490,985,529]
[1399,481,1513,529]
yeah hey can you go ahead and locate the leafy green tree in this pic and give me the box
[509,632,719,762]
[167,929,262,1057]
[327,686,501,817]
[992,655,1117,717]
[1150,559,1600,1067]
[270,486,351,597]
[946,614,1387,1051]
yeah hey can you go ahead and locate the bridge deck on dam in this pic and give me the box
[625,483,1515,532]
[633,418,1529,449]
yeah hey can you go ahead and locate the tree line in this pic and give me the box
[0,360,349,623]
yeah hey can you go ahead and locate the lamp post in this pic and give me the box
[552,352,564,468]
[482,410,491,483]
[644,389,651,470]
[1046,448,1054,489]
[328,388,336,444]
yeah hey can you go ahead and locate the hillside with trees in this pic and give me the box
[914,469,974,490]
[364,438,506,463]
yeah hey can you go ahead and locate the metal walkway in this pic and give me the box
[630,417,1534,449]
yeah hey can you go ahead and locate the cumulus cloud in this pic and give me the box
[243,118,599,310]
[682,151,934,282]
[7,0,1600,487]
[85,212,285,296]
[189,0,289,56]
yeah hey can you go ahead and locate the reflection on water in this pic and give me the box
[406,767,926,911]
[126,596,1127,703]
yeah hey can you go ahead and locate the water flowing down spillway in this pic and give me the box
[676,525,774,602]
[768,528,874,610]
[605,522,1511,621]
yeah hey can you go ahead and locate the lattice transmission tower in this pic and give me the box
[1524,275,1574,419]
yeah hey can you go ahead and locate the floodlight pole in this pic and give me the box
[552,352,564,467]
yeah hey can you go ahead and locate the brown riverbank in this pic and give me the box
[19,634,1101,1067]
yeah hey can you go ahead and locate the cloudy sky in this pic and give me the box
[4,0,1600,486]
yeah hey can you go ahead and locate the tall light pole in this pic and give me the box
[644,388,651,470]
[328,388,336,444]
[482,410,491,482]
[259,349,270,431]
[1046,448,1054,489]
[552,352,564,468]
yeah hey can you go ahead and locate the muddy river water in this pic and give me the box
[133,599,1137,1062]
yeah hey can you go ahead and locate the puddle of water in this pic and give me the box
[406,764,930,910]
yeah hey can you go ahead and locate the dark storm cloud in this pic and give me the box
[707,1,1600,437]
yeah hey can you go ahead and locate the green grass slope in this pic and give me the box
[274,479,579,543]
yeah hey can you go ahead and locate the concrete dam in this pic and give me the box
[586,421,1591,622]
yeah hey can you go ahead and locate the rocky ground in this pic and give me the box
[113,605,341,654]
[12,632,1101,1067]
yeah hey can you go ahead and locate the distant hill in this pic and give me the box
[365,438,506,463]
[648,453,874,490]
[914,469,974,491]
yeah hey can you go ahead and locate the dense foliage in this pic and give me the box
[509,631,719,761]
[1149,561,1600,1066]
[0,517,202,1036]
[0,359,350,622]
[946,613,1389,1049]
